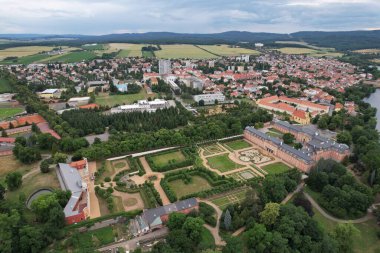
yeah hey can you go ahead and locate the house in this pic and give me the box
[39,89,61,99]
[68,97,90,107]
[56,162,90,224]
[292,110,310,125]
[130,198,198,237]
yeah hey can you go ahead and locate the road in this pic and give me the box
[199,199,226,246]
[98,227,169,252]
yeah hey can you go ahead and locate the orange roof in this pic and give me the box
[69,160,87,169]
[293,110,308,119]
[0,137,16,143]
[17,114,45,125]
[79,103,99,109]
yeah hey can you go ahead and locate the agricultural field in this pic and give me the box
[209,188,248,210]
[81,43,105,50]
[0,77,12,93]
[142,50,155,58]
[155,44,217,59]
[110,43,145,57]
[46,50,97,63]
[206,154,243,173]
[276,47,343,58]
[223,139,251,150]
[197,44,260,56]
[167,175,212,198]
[353,48,380,54]
[262,162,291,175]
[0,107,24,120]
[149,150,186,168]
[0,46,55,60]
[95,89,156,107]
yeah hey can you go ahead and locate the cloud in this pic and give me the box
[0,0,378,34]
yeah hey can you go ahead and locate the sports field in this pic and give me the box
[197,45,260,56]
[262,162,291,175]
[155,44,217,59]
[168,175,212,198]
[0,107,24,120]
[206,154,243,173]
[95,89,155,107]
[224,139,251,150]
[0,46,55,60]
[209,188,248,210]
[150,150,186,168]
[110,43,145,57]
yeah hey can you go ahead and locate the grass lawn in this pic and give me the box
[0,77,12,93]
[0,107,24,120]
[113,161,127,169]
[74,226,115,247]
[262,162,291,175]
[311,205,380,253]
[198,227,216,250]
[202,144,225,156]
[0,156,37,182]
[168,175,212,198]
[155,44,217,59]
[6,170,60,203]
[207,154,243,173]
[224,140,251,150]
[150,150,186,168]
[197,44,260,56]
[142,50,155,58]
[95,89,155,107]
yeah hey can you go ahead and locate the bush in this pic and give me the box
[104,177,111,182]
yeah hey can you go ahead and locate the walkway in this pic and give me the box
[281,182,305,204]
[88,161,101,218]
[22,154,50,180]
[304,191,373,223]
[198,199,226,247]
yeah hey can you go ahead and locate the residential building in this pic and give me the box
[194,93,226,105]
[159,59,171,75]
[110,99,174,114]
[39,89,61,99]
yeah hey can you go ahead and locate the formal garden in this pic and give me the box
[238,148,273,164]
[206,154,244,173]
[227,168,260,181]
[262,162,291,175]
[209,188,249,210]
[223,139,251,150]
[201,143,225,156]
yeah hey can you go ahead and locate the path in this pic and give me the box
[22,154,50,180]
[232,226,246,237]
[304,191,373,223]
[88,161,101,218]
[281,182,305,204]
[138,157,170,205]
[199,199,226,247]
[98,227,169,252]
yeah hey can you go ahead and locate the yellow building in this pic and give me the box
[39,89,61,99]
[292,110,310,125]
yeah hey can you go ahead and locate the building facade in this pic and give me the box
[194,93,226,105]
[159,59,171,75]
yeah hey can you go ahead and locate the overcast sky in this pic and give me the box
[0,0,379,34]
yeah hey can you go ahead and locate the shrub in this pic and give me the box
[104,177,111,182]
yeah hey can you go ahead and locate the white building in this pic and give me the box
[159,59,171,75]
[68,97,90,107]
[255,43,264,48]
[194,93,226,105]
[110,99,174,114]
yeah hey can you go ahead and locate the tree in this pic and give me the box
[40,159,51,173]
[224,209,232,230]
[53,152,68,163]
[332,223,359,253]
[0,210,21,253]
[19,225,46,253]
[244,223,274,252]
[0,184,4,200]
[337,131,352,146]
[293,193,314,216]
[182,217,204,244]
[167,212,187,230]
[222,236,243,253]
[259,202,280,226]
[5,172,22,191]
[31,193,61,222]
[198,99,205,106]
[283,133,295,145]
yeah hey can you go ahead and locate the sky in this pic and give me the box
[0,0,379,34]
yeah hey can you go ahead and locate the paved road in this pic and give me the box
[98,227,169,252]
[304,191,374,223]
[199,199,226,246]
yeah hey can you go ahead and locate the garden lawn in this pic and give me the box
[262,162,291,175]
[74,226,115,248]
[150,150,186,168]
[95,89,155,107]
[0,156,37,182]
[168,175,212,198]
[155,44,216,59]
[210,189,248,210]
[0,107,24,120]
[207,154,243,173]
[198,227,215,250]
[224,140,251,150]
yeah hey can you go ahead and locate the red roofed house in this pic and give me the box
[292,110,310,124]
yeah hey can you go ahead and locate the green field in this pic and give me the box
[0,107,24,119]
[150,150,186,168]
[110,43,144,57]
[197,44,260,56]
[275,47,343,58]
[0,53,51,65]
[142,50,155,58]
[168,175,212,198]
[262,162,291,175]
[72,226,115,248]
[210,189,248,210]
[155,44,217,59]
[45,51,97,63]
[0,77,12,93]
[81,44,105,50]
[206,154,243,173]
[95,89,155,107]
[224,140,251,150]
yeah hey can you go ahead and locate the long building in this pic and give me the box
[110,99,174,114]
[193,93,226,105]
[244,121,349,172]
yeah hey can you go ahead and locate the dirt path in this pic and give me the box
[304,191,374,223]
[281,182,305,204]
[88,161,101,218]
[232,226,246,237]
[22,154,50,180]
[199,199,226,247]
[138,157,170,205]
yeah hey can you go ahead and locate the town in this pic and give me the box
[1,26,380,253]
